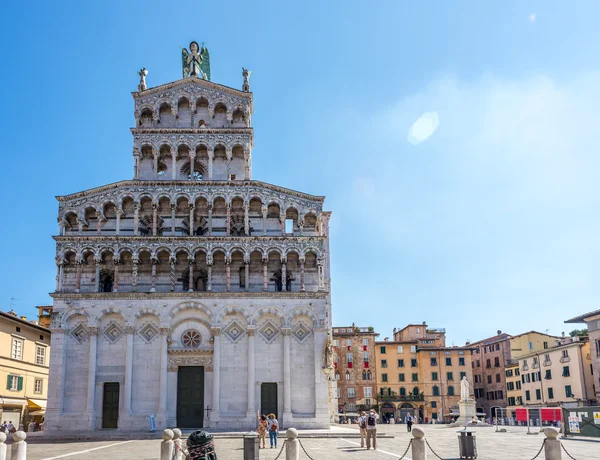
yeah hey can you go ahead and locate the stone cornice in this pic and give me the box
[53,235,326,243]
[50,291,329,300]
[130,127,253,135]
[133,76,252,102]
[55,180,325,203]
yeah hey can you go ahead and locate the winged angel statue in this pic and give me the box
[182,41,211,80]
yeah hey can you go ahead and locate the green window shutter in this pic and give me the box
[6,374,11,390]
[17,376,23,391]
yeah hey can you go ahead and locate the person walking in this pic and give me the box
[257,414,268,449]
[357,411,368,447]
[267,413,279,448]
[365,409,379,450]
[407,414,414,432]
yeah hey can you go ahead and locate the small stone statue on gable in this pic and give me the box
[242,67,252,92]
[138,67,148,92]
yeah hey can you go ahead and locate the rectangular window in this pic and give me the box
[336,387,341,399]
[380,346,386,354]
[544,341,548,349]
[495,344,500,351]
[536,389,541,400]
[515,368,520,376]
[548,387,554,399]
[461,372,467,380]
[494,357,500,367]
[34,378,43,394]
[529,342,533,350]
[410,345,416,353]
[562,366,570,377]
[397,346,404,353]
[11,338,23,360]
[495,390,503,399]
[487,375,492,384]
[346,339,352,347]
[516,381,521,390]
[36,346,46,366]
[476,360,480,368]
[347,353,353,369]
[398,359,405,368]
[347,388,355,398]
[447,372,454,381]
[459,357,465,366]
[562,350,569,358]
[411,359,418,367]
[545,369,552,380]
[382,373,388,382]
[381,359,388,368]
[506,369,513,377]
[432,372,438,381]
[430,358,438,366]
[6,374,22,391]
[507,381,514,391]
[431,401,437,408]
[565,385,573,398]
[508,397,515,405]
[486,359,491,368]
[364,387,372,398]
[596,339,600,357]
[525,390,531,401]
[446,357,452,366]
[362,338,369,346]
[412,373,419,382]
[399,373,405,382]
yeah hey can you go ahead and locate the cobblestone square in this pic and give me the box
[13,424,598,460]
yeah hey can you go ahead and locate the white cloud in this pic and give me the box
[407,111,439,145]
[529,13,536,24]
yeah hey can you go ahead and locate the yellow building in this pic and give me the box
[375,323,474,423]
[0,311,51,427]
[505,331,559,416]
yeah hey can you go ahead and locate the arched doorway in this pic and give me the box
[399,403,415,422]
[380,402,395,423]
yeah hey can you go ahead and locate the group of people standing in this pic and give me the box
[256,412,279,449]
[357,409,380,450]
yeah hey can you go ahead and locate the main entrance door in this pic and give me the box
[177,366,204,428]
[261,382,278,419]
[102,382,120,428]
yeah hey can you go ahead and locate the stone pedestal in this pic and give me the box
[454,399,477,425]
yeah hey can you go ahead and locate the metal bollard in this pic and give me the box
[160,429,175,460]
[0,432,6,460]
[285,428,300,460]
[173,428,184,460]
[411,427,427,460]
[11,431,27,460]
[542,427,561,460]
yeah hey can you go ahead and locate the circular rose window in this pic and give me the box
[182,330,202,348]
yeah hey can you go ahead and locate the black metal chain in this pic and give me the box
[530,439,546,460]
[272,440,287,460]
[424,438,447,460]
[398,439,412,459]
[298,439,317,460]
[561,442,578,460]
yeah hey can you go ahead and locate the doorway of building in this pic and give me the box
[399,403,415,422]
[177,366,204,428]
[102,382,120,428]
[261,383,278,419]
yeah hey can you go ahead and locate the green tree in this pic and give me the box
[569,329,587,337]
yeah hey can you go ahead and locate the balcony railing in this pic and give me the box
[559,356,571,363]
[377,394,425,402]
[532,362,539,369]
[543,360,552,367]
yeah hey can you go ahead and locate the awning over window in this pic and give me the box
[0,397,27,406]
[27,399,47,409]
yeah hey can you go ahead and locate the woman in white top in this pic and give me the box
[267,413,279,448]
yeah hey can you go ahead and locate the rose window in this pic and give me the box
[182,330,202,348]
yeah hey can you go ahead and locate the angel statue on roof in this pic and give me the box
[182,41,211,80]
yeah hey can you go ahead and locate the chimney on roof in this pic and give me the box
[422,321,426,326]
[466,341,471,346]
[384,337,389,342]
[562,331,565,338]
[393,328,397,334]
[20,316,27,321]
[497,330,502,335]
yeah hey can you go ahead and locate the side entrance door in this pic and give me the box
[261,382,278,419]
[177,366,204,428]
[102,382,120,428]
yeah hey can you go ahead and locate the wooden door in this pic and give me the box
[102,382,120,428]
[260,382,278,419]
[177,366,204,428]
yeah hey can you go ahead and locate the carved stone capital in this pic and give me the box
[247,327,256,337]
[211,327,222,336]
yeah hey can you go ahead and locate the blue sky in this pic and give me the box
[1,1,599,344]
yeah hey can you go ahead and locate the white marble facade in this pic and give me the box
[45,59,333,431]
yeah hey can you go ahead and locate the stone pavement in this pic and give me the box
[14,424,599,459]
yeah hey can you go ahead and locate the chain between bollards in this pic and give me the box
[297,438,317,460]
[272,440,287,460]
[398,438,412,459]
[561,442,578,460]
[424,438,447,460]
[529,439,546,460]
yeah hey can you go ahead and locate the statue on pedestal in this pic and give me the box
[182,41,211,80]
[242,67,252,92]
[460,375,470,401]
[138,68,148,92]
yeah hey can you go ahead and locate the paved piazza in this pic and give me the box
[14,424,598,459]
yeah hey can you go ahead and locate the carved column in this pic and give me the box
[153,151,158,179]
[133,150,140,179]
[188,258,194,292]
[77,219,84,235]
[152,203,158,236]
[94,259,101,292]
[171,151,177,180]
[207,204,213,235]
[75,262,82,292]
[211,327,221,418]
[298,215,304,236]
[225,203,231,236]
[171,204,176,235]
[133,203,140,236]
[189,153,196,179]
[246,327,256,418]
[208,149,214,180]
[300,258,305,292]
[86,326,99,421]
[115,211,121,235]
[280,212,286,235]
[96,212,102,234]
[207,263,212,292]
[281,257,287,292]
[244,203,249,236]
[150,259,157,292]
[244,258,250,292]
[58,218,64,236]
[123,325,134,414]
[283,328,292,421]
[158,326,169,418]
[225,258,231,292]
[131,258,138,292]
[113,259,119,292]
[189,204,195,236]
[318,259,325,290]
[262,258,268,291]
[170,258,176,292]
[226,148,232,179]
[262,206,267,236]
[57,261,65,292]
[244,151,251,180]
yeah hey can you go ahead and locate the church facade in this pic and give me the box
[46,44,334,431]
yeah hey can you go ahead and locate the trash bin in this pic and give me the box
[457,429,477,459]
[244,434,259,460]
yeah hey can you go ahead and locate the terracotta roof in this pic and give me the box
[0,311,50,333]
[565,309,600,323]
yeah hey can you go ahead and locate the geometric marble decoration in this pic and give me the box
[138,323,160,343]
[70,323,89,343]
[292,323,311,342]
[258,321,280,344]
[182,329,202,348]
[222,320,246,343]
[103,322,124,343]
